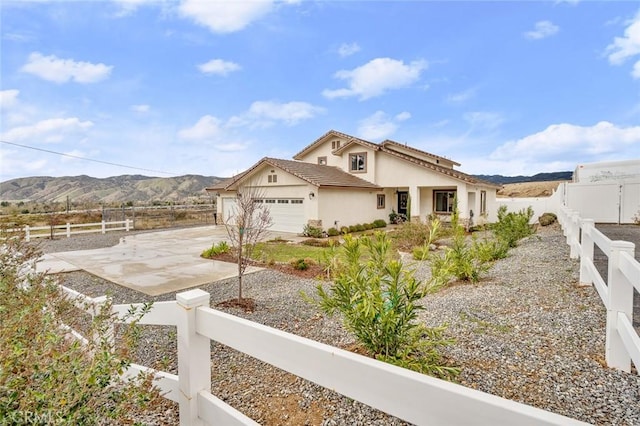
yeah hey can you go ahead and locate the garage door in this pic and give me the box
[262,198,305,233]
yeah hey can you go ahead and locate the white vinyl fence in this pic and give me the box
[24,219,131,242]
[61,287,587,425]
[558,206,640,374]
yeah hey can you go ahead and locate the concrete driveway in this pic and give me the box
[37,225,272,296]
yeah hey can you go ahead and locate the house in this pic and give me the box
[206,130,500,233]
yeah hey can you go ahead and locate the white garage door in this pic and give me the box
[222,198,238,224]
[262,198,305,233]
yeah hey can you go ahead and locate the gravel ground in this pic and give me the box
[43,224,640,425]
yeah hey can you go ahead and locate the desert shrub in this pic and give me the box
[201,240,231,258]
[291,258,309,270]
[412,245,432,260]
[390,220,440,251]
[302,224,324,238]
[307,232,458,379]
[362,223,374,230]
[301,238,332,247]
[538,212,557,226]
[471,237,509,263]
[492,206,535,248]
[327,227,340,237]
[373,219,387,228]
[0,234,160,424]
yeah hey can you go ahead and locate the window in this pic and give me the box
[377,194,385,209]
[267,174,278,183]
[480,190,487,215]
[331,140,341,150]
[277,199,289,204]
[291,199,304,204]
[434,190,456,213]
[318,156,327,165]
[265,199,276,204]
[349,152,367,172]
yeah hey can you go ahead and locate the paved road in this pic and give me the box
[595,224,640,329]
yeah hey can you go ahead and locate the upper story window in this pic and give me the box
[318,156,327,165]
[349,152,367,173]
[331,140,341,150]
[267,174,278,183]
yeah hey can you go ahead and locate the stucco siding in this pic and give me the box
[317,188,387,230]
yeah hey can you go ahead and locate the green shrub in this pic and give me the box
[340,226,350,235]
[412,245,432,260]
[0,235,160,424]
[291,258,309,270]
[302,224,324,238]
[471,237,510,262]
[492,206,535,248]
[327,227,340,237]
[201,241,230,258]
[373,219,387,228]
[308,232,458,379]
[354,224,365,232]
[301,238,332,247]
[348,225,358,233]
[538,212,557,226]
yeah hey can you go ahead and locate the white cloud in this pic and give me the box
[198,59,241,76]
[178,115,222,140]
[1,90,20,109]
[633,60,640,79]
[21,52,113,84]
[338,42,361,57]
[247,100,325,126]
[446,88,476,104]
[179,0,273,33]
[130,104,150,113]
[1,117,93,143]
[323,57,428,100]
[357,110,412,140]
[490,121,640,162]
[396,111,411,121]
[606,12,640,79]
[111,0,157,16]
[524,21,559,40]
[464,111,504,130]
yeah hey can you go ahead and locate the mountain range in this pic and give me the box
[0,172,572,204]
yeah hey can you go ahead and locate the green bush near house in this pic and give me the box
[302,224,325,238]
[327,227,340,237]
[372,219,387,228]
[201,241,231,258]
[492,206,535,248]
[307,232,458,379]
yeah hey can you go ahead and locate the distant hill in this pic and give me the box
[0,175,224,204]
[473,171,573,185]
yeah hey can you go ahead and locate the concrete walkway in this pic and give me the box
[37,226,303,296]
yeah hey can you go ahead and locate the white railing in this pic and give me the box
[63,287,586,425]
[24,220,131,242]
[558,205,640,374]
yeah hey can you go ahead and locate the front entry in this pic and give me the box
[397,191,409,216]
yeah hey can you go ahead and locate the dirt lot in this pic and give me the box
[498,180,568,198]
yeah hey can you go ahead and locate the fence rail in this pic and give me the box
[558,206,640,374]
[61,286,586,425]
[24,220,131,241]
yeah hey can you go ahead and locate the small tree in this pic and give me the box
[224,183,273,303]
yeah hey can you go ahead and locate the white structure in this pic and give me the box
[207,130,500,233]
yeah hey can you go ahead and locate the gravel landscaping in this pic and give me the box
[41,224,640,425]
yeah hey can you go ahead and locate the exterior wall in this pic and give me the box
[574,159,640,183]
[339,145,377,183]
[383,144,456,169]
[564,182,639,224]
[317,188,388,230]
[296,136,349,167]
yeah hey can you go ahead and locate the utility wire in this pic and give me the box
[0,140,177,176]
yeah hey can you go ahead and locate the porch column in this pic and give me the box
[456,184,469,219]
[409,186,421,221]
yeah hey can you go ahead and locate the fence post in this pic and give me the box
[605,240,635,373]
[569,212,580,259]
[579,219,594,286]
[125,218,130,232]
[176,289,211,426]
[25,225,30,242]
[66,223,71,238]
[101,220,106,234]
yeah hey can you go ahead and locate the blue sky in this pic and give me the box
[1,0,639,181]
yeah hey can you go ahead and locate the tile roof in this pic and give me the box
[381,140,461,167]
[206,157,381,191]
[292,129,358,160]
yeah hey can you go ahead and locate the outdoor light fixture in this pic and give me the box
[309,191,315,199]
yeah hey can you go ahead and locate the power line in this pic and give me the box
[0,140,177,176]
